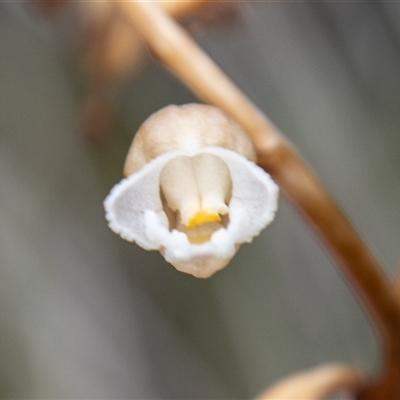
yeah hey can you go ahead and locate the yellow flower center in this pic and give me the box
[186,210,222,229]
[160,153,232,244]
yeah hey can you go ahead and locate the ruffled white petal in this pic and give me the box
[104,146,279,278]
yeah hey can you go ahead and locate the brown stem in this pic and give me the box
[162,0,207,18]
[394,271,400,303]
[117,2,400,398]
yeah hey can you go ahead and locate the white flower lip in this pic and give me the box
[104,145,279,278]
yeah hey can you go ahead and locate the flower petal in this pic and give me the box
[104,146,278,277]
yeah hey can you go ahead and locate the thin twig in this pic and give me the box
[255,364,364,400]
[161,0,207,17]
[117,2,400,398]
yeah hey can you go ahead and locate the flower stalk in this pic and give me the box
[116,1,400,398]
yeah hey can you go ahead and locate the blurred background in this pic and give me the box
[1,2,400,398]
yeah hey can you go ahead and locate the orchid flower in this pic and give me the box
[104,104,278,278]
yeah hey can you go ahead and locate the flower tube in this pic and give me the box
[104,104,278,278]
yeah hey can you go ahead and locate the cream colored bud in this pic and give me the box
[104,104,278,278]
[123,103,256,176]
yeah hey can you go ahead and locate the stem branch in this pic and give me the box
[117,2,400,398]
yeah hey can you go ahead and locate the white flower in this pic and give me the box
[104,104,278,278]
